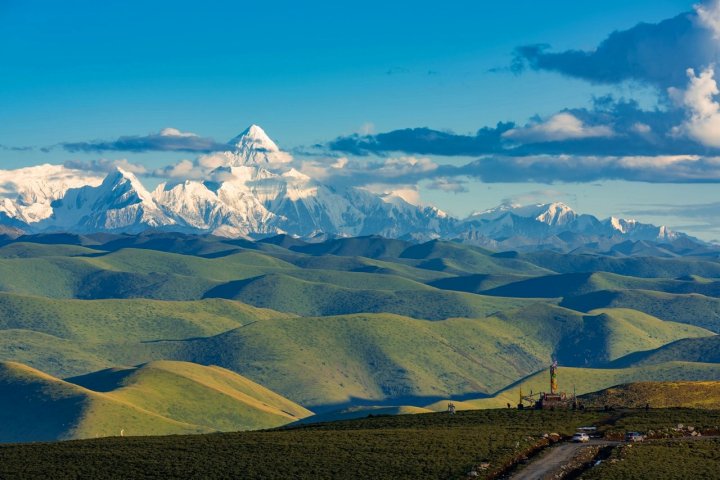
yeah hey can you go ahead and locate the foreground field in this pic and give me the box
[0,410,603,480]
[1,409,719,480]
[584,438,720,479]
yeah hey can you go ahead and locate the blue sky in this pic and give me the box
[4,0,720,239]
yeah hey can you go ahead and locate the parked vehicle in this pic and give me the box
[625,432,645,442]
[572,432,590,443]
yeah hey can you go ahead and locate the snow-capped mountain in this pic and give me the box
[0,164,103,226]
[45,167,174,233]
[152,125,452,238]
[454,202,685,250]
[0,125,701,252]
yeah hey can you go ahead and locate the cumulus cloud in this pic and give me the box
[153,159,203,180]
[670,66,720,147]
[503,112,614,142]
[63,128,228,153]
[327,97,709,158]
[696,0,720,38]
[63,158,148,175]
[511,9,714,89]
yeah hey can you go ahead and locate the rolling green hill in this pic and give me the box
[125,305,709,410]
[400,239,553,275]
[561,290,720,332]
[482,271,720,299]
[0,360,312,443]
[518,251,720,278]
[203,273,533,319]
[0,293,287,343]
[0,233,719,442]
[610,335,720,367]
[0,361,207,443]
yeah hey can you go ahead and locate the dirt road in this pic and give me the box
[509,440,615,480]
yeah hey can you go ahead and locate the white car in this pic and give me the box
[572,432,590,443]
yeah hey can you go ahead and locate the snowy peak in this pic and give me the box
[100,167,156,207]
[228,124,280,152]
[47,167,173,233]
[470,202,577,226]
[226,125,293,165]
[532,202,577,226]
[607,216,637,234]
[0,164,103,224]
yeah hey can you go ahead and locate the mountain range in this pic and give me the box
[0,125,704,252]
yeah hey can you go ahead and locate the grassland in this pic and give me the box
[0,409,607,479]
[1,408,719,479]
[584,438,720,479]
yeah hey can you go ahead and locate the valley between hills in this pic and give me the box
[1,232,720,442]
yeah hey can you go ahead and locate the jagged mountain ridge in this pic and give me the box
[0,125,703,251]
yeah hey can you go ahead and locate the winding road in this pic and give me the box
[509,439,617,480]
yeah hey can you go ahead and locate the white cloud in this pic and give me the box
[153,159,205,180]
[670,66,720,147]
[503,112,614,142]
[159,127,198,138]
[631,122,652,134]
[696,0,720,38]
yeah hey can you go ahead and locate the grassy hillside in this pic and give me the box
[562,289,720,332]
[428,273,539,293]
[0,234,719,439]
[0,361,206,443]
[437,361,720,409]
[519,251,720,278]
[610,335,720,367]
[0,242,101,258]
[554,308,711,366]
[580,381,720,408]
[145,313,550,409]
[0,293,286,343]
[130,306,708,410]
[0,360,312,443]
[71,361,312,431]
[400,239,552,275]
[203,273,533,319]
[481,272,636,298]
